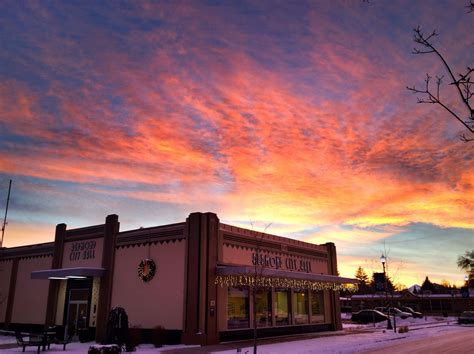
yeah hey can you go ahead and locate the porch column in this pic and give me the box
[182,212,220,345]
[45,223,67,327]
[326,242,342,330]
[4,257,19,330]
[95,214,119,342]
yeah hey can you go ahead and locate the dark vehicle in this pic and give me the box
[351,310,388,324]
[399,306,423,318]
[458,311,474,324]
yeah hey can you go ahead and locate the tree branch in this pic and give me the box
[408,25,474,141]
[467,0,474,13]
[460,134,474,142]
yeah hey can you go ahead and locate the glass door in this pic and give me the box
[66,303,78,338]
[65,289,89,341]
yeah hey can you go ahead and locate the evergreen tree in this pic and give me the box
[421,276,435,292]
[355,266,369,286]
[354,266,372,294]
[371,272,395,292]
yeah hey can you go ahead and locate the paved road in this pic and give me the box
[361,326,474,354]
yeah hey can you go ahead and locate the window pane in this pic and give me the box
[70,289,89,301]
[293,290,309,324]
[274,288,290,326]
[311,291,325,323]
[228,287,250,329]
[255,290,272,327]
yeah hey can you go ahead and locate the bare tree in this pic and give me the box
[407,7,473,142]
[468,0,474,13]
[250,220,272,354]
[379,245,406,332]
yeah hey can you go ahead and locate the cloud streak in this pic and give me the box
[0,0,472,285]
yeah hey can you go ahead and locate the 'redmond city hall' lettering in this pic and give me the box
[252,253,312,273]
[69,240,96,261]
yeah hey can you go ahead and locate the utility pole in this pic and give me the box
[1,179,12,248]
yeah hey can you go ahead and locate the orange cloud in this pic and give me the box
[0,0,472,283]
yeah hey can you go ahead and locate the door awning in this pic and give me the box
[31,267,106,279]
[215,264,358,292]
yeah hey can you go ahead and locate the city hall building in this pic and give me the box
[0,212,356,345]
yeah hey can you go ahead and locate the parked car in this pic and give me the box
[351,309,389,324]
[399,306,423,318]
[374,307,412,319]
[458,311,474,324]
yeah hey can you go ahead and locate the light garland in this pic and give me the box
[214,274,358,292]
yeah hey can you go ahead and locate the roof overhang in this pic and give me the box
[215,265,358,284]
[31,267,106,280]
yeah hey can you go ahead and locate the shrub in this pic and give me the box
[88,345,122,353]
[398,326,409,333]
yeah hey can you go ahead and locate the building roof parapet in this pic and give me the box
[65,224,105,240]
[117,222,185,246]
[0,242,54,260]
[220,224,328,259]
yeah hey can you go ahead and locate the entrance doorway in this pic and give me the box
[64,281,91,341]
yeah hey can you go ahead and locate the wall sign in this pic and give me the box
[252,252,312,273]
[138,259,156,282]
[69,240,96,261]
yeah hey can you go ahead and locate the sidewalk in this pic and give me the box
[0,319,457,353]
[0,332,17,350]
[0,328,367,353]
[0,343,17,350]
[160,328,369,353]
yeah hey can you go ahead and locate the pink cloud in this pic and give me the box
[0,1,472,236]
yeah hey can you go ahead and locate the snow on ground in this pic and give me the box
[216,325,473,354]
[0,341,199,353]
[340,312,455,330]
[216,317,468,354]
[0,335,17,345]
[0,317,471,353]
[216,318,472,354]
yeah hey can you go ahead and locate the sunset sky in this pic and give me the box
[0,0,472,287]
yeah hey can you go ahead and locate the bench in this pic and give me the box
[16,332,43,353]
[44,331,73,351]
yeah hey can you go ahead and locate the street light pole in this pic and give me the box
[380,254,393,330]
[466,275,472,311]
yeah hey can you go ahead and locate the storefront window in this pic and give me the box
[293,290,309,324]
[311,290,325,323]
[255,289,272,327]
[274,288,290,326]
[228,287,250,329]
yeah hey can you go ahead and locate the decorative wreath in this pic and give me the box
[138,259,156,282]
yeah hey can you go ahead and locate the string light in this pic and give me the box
[214,275,358,292]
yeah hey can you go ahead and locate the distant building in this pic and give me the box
[0,212,356,345]
[350,289,472,315]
